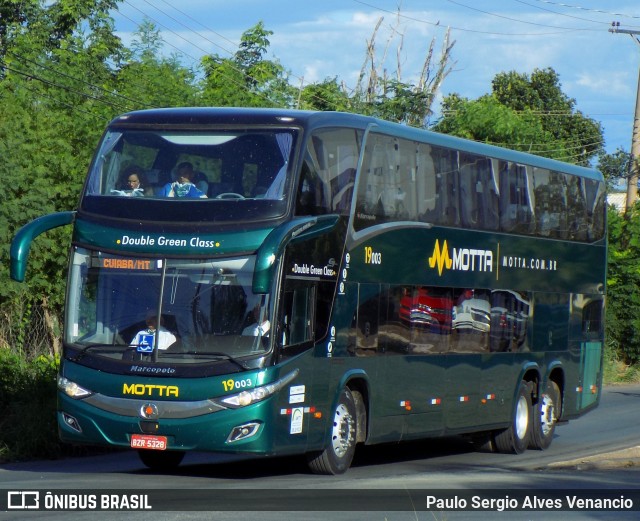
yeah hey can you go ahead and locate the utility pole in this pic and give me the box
[610,22,640,212]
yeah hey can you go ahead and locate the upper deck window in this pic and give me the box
[82,128,297,222]
[294,128,363,217]
[353,131,605,242]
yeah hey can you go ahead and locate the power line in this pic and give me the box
[352,0,598,36]
[0,61,131,113]
[447,0,602,29]
[12,80,111,122]
[125,0,354,109]
[511,0,622,25]
[150,0,240,57]
[6,50,148,111]
[119,0,282,107]
[524,0,640,22]
[3,2,617,161]
[112,3,611,159]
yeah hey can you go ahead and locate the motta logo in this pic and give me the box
[428,239,452,276]
[123,383,179,397]
[428,239,494,276]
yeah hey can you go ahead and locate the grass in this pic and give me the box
[603,346,640,385]
[0,350,62,462]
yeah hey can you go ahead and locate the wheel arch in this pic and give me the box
[518,362,541,400]
[529,363,564,410]
[335,369,371,444]
[546,364,565,418]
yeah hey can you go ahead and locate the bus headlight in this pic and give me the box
[214,369,299,409]
[58,375,94,399]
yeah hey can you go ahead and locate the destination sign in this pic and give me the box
[96,257,157,270]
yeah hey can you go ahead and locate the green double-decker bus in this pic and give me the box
[11,108,606,474]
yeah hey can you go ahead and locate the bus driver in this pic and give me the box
[159,162,208,198]
[130,314,177,351]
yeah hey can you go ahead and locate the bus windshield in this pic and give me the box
[83,128,296,214]
[65,248,272,367]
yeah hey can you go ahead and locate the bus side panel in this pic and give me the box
[480,353,519,428]
[372,354,447,442]
[444,353,482,431]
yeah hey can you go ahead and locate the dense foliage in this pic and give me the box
[0,350,59,460]
[606,205,640,365]
[434,68,603,166]
[0,1,457,355]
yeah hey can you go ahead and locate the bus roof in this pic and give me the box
[110,107,603,182]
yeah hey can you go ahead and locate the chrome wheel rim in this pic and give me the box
[331,403,355,458]
[539,392,556,436]
[515,395,529,440]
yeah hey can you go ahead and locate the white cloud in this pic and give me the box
[574,71,633,98]
[113,0,640,153]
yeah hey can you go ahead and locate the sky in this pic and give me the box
[112,0,640,156]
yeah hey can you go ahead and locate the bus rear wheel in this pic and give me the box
[529,381,560,450]
[137,449,185,470]
[494,380,532,454]
[307,387,357,475]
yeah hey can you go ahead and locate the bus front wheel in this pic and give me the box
[494,381,532,454]
[137,449,185,470]
[307,387,357,475]
[529,381,560,450]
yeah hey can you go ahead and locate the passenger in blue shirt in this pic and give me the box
[159,162,208,198]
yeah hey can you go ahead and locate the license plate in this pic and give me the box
[130,434,167,450]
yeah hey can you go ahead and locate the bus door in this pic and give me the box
[575,296,604,411]
[579,341,601,409]
[277,275,336,449]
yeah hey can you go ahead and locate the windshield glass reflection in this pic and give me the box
[66,249,272,365]
[85,129,295,201]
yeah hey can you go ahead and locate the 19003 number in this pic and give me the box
[222,378,253,392]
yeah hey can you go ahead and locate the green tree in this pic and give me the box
[597,148,631,190]
[0,0,125,354]
[606,204,640,365]
[115,20,197,109]
[299,78,352,112]
[436,68,603,166]
[436,94,549,148]
[200,22,294,108]
[491,68,602,159]
[130,18,164,61]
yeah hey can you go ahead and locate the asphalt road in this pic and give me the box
[1,384,639,521]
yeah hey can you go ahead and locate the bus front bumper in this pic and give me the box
[57,392,279,454]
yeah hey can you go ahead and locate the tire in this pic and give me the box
[529,380,560,450]
[138,449,185,470]
[494,380,532,454]
[307,387,358,475]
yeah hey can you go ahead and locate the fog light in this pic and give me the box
[227,422,261,443]
[62,412,82,433]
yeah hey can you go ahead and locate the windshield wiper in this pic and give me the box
[173,351,249,371]
[71,344,249,372]
[70,343,128,362]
